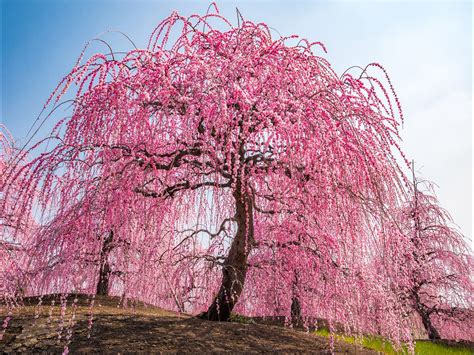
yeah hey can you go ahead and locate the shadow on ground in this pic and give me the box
[1,294,374,354]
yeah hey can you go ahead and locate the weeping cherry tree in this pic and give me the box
[3,5,432,336]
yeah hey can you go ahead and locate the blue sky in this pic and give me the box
[1,0,472,240]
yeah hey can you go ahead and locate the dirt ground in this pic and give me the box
[1,294,375,354]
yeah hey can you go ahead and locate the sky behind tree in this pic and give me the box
[1,0,472,240]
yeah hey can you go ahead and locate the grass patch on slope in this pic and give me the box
[314,328,473,354]
[415,341,473,355]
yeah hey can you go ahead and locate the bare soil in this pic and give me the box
[1,294,375,354]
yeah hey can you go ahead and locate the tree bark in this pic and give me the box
[291,271,302,327]
[420,311,441,340]
[199,189,254,321]
[96,231,113,296]
[414,292,441,340]
[291,296,302,327]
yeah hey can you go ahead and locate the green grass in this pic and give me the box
[314,328,473,354]
[315,328,402,354]
[229,312,256,324]
[415,341,473,355]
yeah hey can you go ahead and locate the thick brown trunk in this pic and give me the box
[421,312,441,340]
[96,231,113,296]
[291,271,301,327]
[199,190,254,321]
[291,297,302,327]
[413,292,441,340]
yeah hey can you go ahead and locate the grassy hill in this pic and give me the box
[1,294,472,354]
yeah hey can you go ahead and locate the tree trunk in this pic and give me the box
[414,292,441,340]
[291,271,301,327]
[199,189,254,321]
[420,311,441,340]
[291,297,302,327]
[96,231,113,296]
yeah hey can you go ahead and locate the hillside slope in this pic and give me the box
[1,294,374,354]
